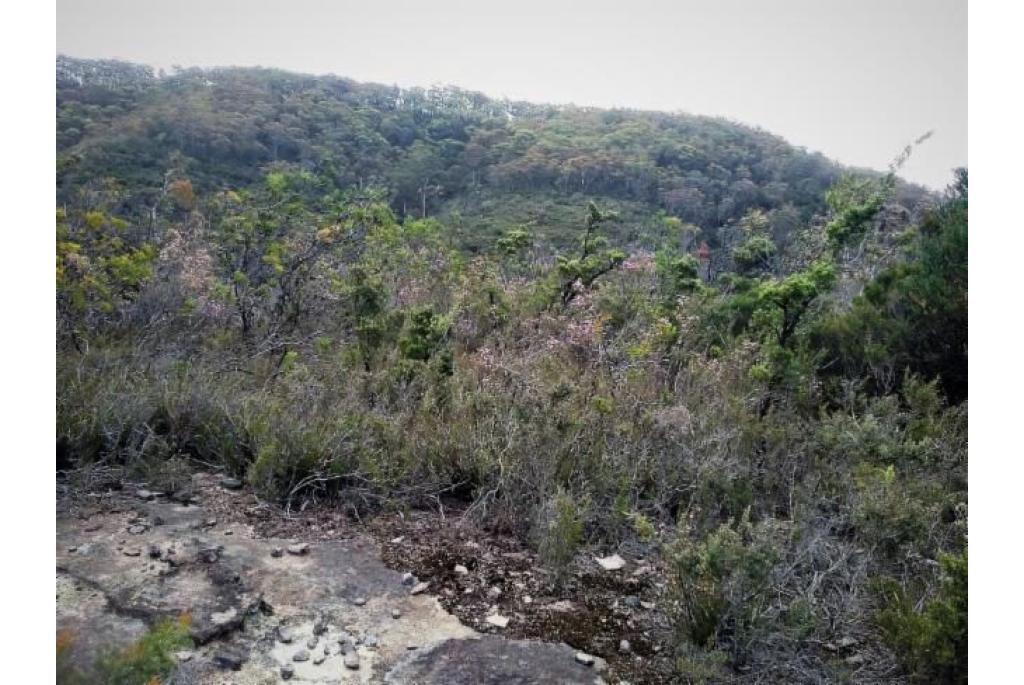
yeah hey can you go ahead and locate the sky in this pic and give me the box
[56,0,966,190]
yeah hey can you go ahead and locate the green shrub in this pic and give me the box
[877,550,967,683]
[95,615,192,685]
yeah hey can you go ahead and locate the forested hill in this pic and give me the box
[56,55,929,253]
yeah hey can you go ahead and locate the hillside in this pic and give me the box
[56,55,965,684]
[56,56,930,254]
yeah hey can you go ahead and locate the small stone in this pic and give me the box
[224,530,233,536]
[123,548,141,557]
[845,654,866,667]
[401,572,416,586]
[595,554,626,571]
[313,616,328,635]
[67,546,78,553]
[148,545,162,559]
[84,522,102,532]
[136,489,155,500]
[219,477,243,490]
[364,633,378,648]
[352,596,367,606]
[306,637,318,649]
[575,652,596,666]
[278,626,295,643]
[287,543,310,556]
[312,654,326,665]
[174,650,194,662]
[281,664,295,680]
[407,644,418,650]
[344,652,360,670]
[619,639,632,653]
[487,586,503,600]
[391,608,402,619]
[270,547,284,558]
[624,595,640,608]
[410,581,429,595]
[292,649,310,662]
[128,524,147,535]
[837,636,858,649]
[171,489,195,505]
[485,614,509,628]
[523,595,533,604]
[199,546,221,563]
[213,650,245,670]
[639,601,656,610]
[203,518,217,528]
[454,564,469,575]
[391,536,405,544]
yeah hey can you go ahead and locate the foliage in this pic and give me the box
[95,615,193,685]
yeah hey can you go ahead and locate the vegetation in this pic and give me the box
[56,57,965,682]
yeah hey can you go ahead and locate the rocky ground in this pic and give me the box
[56,472,675,684]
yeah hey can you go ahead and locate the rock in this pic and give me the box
[619,639,631,653]
[312,653,326,665]
[624,595,640,608]
[170,489,195,505]
[219,477,243,490]
[391,536,405,544]
[454,564,469,575]
[281,664,295,680]
[344,652,360,670]
[837,636,858,649]
[202,518,217,528]
[270,547,283,558]
[845,654,866,667]
[213,650,245,670]
[306,637,318,649]
[136,489,156,500]
[198,546,222,563]
[148,545,162,559]
[352,596,367,606]
[278,626,295,643]
[410,581,430,595]
[67,546,78,553]
[174,650,194,662]
[286,543,310,556]
[407,644,418,650]
[391,608,402,619]
[292,649,310,662]
[595,554,626,571]
[364,633,379,648]
[639,600,656,610]
[223,530,233,536]
[313,615,328,635]
[401,572,416,585]
[485,614,509,628]
[575,651,596,666]
[487,586,503,600]
[128,524,147,535]
[123,548,141,557]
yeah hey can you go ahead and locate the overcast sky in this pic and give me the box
[57,0,966,189]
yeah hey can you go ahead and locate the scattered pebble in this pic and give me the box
[344,652,360,669]
[619,639,631,653]
[486,614,509,628]
[410,581,429,595]
[487,586,503,600]
[306,637,318,650]
[292,649,310,662]
[352,596,367,606]
[278,626,295,643]
[286,543,310,556]
[281,664,294,680]
[639,601,656,610]
[454,564,468,575]
[174,650,194,662]
[219,477,243,490]
[575,651,596,666]
[401,572,416,586]
[391,536,405,544]
[595,554,626,571]
[312,653,326,665]
[270,547,283,558]
[391,608,402,619]
[123,548,141,557]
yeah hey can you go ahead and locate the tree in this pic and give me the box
[556,202,626,305]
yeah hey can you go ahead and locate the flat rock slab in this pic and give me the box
[385,636,608,684]
[57,474,607,684]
